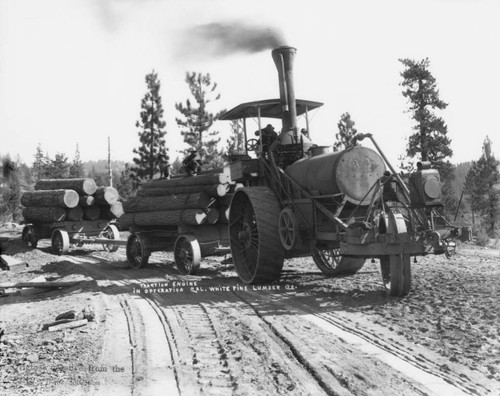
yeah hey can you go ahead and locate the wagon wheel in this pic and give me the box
[22,225,38,249]
[311,247,365,276]
[126,233,150,269]
[174,234,201,275]
[278,208,300,250]
[229,187,284,284]
[379,210,411,296]
[101,224,120,252]
[51,229,70,256]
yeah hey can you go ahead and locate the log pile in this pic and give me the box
[21,178,124,224]
[119,170,235,230]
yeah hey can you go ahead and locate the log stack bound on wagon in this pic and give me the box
[120,168,235,274]
[21,178,125,255]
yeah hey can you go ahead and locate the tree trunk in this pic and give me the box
[140,172,231,189]
[94,186,119,205]
[35,178,97,195]
[136,183,229,198]
[79,195,95,207]
[133,209,206,227]
[123,192,214,213]
[181,209,207,225]
[66,206,84,221]
[117,213,134,230]
[110,202,124,218]
[22,207,67,223]
[21,190,79,208]
[99,202,124,220]
[84,206,100,221]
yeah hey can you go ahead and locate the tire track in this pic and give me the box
[313,310,488,396]
[68,248,486,395]
[235,289,485,396]
[151,294,235,395]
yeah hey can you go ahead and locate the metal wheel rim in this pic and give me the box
[175,238,194,273]
[279,209,297,250]
[127,235,145,269]
[312,247,341,272]
[101,225,119,252]
[52,230,68,255]
[230,193,259,282]
[229,188,285,284]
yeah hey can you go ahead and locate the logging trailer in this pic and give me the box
[20,179,126,255]
[22,220,124,255]
[122,172,233,274]
[124,45,458,296]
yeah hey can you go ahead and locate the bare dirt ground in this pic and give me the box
[1,223,499,396]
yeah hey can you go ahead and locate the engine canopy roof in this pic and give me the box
[220,99,323,121]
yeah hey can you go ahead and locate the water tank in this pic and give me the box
[285,146,386,204]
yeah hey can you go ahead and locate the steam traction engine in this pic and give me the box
[221,46,457,296]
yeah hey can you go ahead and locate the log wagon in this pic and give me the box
[21,179,124,255]
[121,171,233,274]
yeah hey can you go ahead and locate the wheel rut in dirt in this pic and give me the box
[46,245,495,395]
[235,289,483,396]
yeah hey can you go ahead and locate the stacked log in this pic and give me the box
[21,178,124,225]
[21,190,79,208]
[66,206,84,222]
[22,207,67,223]
[34,178,97,196]
[120,169,235,230]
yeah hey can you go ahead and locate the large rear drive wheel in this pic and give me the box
[174,234,201,275]
[229,187,285,284]
[380,254,411,296]
[51,229,70,255]
[311,247,365,276]
[126,233,150,269]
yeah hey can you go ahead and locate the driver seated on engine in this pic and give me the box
[254,124,278,153]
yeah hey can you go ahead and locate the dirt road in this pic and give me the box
[1,229,499,395]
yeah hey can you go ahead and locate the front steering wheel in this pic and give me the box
[246,138,259,152]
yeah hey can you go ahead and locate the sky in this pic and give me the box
[1,0,499,170]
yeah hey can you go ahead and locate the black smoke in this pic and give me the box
[178,22,286,59]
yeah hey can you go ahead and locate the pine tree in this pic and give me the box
[333,112,358,151]
[32,143,46,181]
[131,71,169,182]
[175,72,225,167]
[1,156,21,222]
[87,165,108,187]
[465,137,500,237]
[226,120,245,156]
[69,143,85,178]
[46,153,71,179]
[115,164,136,200]
[399,58,457,214]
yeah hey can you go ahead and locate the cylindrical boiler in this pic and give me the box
[284,146,386,204]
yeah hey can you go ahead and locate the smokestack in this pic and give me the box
[272,46,297,134]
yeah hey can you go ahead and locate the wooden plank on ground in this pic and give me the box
[0,254,28,272]
[0,281,81,289]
